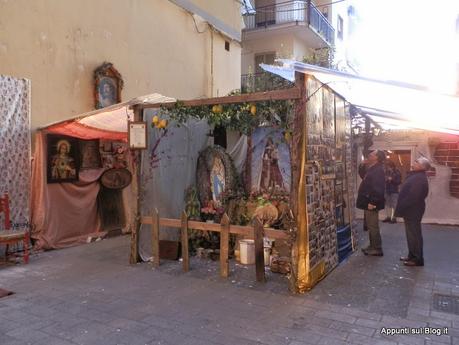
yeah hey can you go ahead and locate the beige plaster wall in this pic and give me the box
[0,0,241,131]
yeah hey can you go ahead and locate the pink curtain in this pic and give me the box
[30,131,103,249]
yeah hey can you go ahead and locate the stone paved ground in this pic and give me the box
[1,222,459,345]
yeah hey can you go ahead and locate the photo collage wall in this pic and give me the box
[305,78,353,271]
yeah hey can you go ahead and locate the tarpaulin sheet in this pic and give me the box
[138,110,210,261]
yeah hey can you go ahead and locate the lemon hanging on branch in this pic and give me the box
[212,104,223,114]
[159,119,168,129]
[250,104,257,116]
[151,115,159,127]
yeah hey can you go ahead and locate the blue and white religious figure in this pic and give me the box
[210,157,225,201]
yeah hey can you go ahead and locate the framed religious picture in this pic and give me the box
[47,134,80,183]
[128,121,147,149]
[251,127,291,193]
[196,145,237,206]
[94,62,123,109]
[80,139,101,170]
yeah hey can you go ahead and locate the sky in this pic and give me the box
[352,0,459,95]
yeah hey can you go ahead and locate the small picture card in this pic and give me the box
[128,121,147,149]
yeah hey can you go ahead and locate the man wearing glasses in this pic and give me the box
[395,157,431,267]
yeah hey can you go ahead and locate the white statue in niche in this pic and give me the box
[210,157,225,202]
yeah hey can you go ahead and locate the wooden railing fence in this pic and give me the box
[140,209,289,282]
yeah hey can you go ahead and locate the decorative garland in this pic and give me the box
[159,91,295,136]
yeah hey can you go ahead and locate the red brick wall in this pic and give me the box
[433,142,459,198]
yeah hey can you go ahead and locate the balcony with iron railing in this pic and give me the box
[241,72,294,93]
[243,0,334,46]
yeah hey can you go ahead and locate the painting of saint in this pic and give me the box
[251,128,291,193]
[94,63,123,109]
[210,157,225,201]
[98,77,117,108]
[47,135,79,183]
[260,137,284,191]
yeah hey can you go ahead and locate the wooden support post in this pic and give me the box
[219,213,230,278]
[129,229,138,264]
[253,217,265,283]
[181,211,189,272]
[130,106,143,264]
[151,208,160,268]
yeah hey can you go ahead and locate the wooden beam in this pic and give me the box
[141,216,289,240]
[180,211,189,272]
[151,208,160,268]
[219,214,230,278]
[137,88,301,109]
[253,217,266,283]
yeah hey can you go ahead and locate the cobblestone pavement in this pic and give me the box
[1,222,459,345]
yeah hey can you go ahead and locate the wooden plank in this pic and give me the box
[264,228,289,240]
[160,218,182,228]
[181,211,189,272]
[253,217,266,283]
[138,88,301,109]
[141,216,288,239]
[151,208,160,268]
[141,216,154,224]
[219,214,230,278]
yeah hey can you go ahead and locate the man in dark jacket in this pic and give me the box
[357,150,386,256]
[395,157,430,267]
[383,160,402,223]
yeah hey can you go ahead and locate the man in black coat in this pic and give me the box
[395,157,430,267]
[356,150,386,256]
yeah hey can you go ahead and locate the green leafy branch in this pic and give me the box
[159,94,294,136]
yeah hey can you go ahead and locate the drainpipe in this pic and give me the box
[307,0,311,25]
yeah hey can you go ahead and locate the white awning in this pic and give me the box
[261,60,459,135]
[42,93,175,140]
[78,93,175,132]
